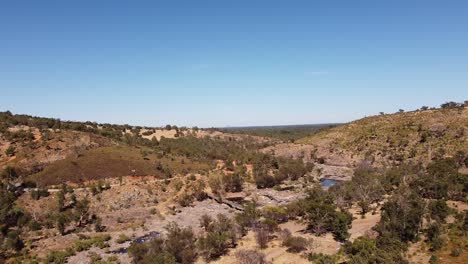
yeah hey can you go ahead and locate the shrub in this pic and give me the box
[116,233,131,244]
[191,180,207,201]
[4,230,24,251]
[235,249,267,264]
[45,249,75,264]
[262,206,288,223]
[31,188,50,200]
[253,172,276,189]
[1,166,18,181]
[282,236,310,253]
[164,222,197,263]
[142,252,176,264]
[177,192,194,207]
[5,145,15,156]
[428,199,450,222]
[450,247,462,257]
[301,188,352,240]
[331,210,353,241]
[222,173,243,192]
[426,223,443,251]
[235,202,260,233]
[344,236,407,264]
[94,216,105,232]
[198,214,237,260]
[429,255,439,264]
[308,253,338,264]
[375,188,425,242]
[74,234,111,252]
[200,214,213,230]
[254,226,270,249]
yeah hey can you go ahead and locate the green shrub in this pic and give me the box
[198,214,237,260]
[45,249,75,264]
[282,236,309,252]
[5,145,15,156]
[262,206,288,223]
[308,253,338,264]
[116,233,131,244]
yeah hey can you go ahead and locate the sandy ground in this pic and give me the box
[139,128,182,140]
[212,220,342,264]
[406,239,431,264]
[65,199,235,264]
[348,205,381,241]
[447,200,468,212]
[209,231,311,264]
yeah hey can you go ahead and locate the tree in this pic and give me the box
[222,172,243,192]
[164,222,197,264]
[375,187,425,242]
[428,200,450,223]
[56,213,69,235]
[331,210,353,241]
[198,214,237,260]
[73,198,90,227]
[235,202,260,233]
[276,158,311,181]
[303,188,336,235]
[129,223,196,264]
[441,101,460,109]
[0,188,16,227]
[351,168,384,216]
[426,223,443,251]
[344,236,408,264]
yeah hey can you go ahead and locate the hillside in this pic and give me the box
[219,124,339,142]
[0,108,467,264]
[0,111,272,186]
[295,107,468,166]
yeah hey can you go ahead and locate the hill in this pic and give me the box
[0,111,271,186]
[219,124,340,142]
[295,106,468,166]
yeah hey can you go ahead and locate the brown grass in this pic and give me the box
[28,146,210,186]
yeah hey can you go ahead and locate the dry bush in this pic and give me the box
[235,249,267,264]
[254,226,270,249]
[282,236,311,253]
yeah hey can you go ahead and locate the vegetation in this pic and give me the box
[128,222,196,264]
[298,104,467,166]
[197,214,238,260]
[0,104,466,263]
[220,124,339,142]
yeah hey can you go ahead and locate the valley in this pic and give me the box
[0,103,467,264]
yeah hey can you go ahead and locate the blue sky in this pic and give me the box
[1,1,467,127]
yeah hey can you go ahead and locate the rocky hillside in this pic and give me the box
[296,106,468,166]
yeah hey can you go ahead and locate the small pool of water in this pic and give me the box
[320,178,339,188]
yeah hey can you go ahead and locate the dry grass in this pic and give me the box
[28,145,210,186]
[297,108,468,165]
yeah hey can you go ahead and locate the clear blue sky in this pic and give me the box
[1,1,467,127]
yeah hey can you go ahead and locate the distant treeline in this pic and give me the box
[219,124,340,142]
